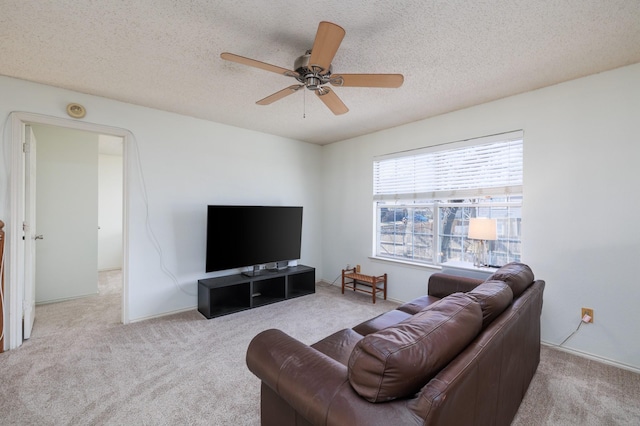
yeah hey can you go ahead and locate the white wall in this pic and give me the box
[0,75,323,322]
[322,63,640,370]
[2,64,638,370]
[32,124,99,303]
[98,149,123,271]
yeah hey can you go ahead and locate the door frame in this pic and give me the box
[6,112,131,350]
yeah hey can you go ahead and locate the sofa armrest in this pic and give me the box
[246,329,422,426]
[428,273,484,298]
[246,329,351,425]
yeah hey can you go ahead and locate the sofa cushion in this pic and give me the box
[352,309,413,336]
[356,297,444,336]
[486,262,534,298]
[347,293,483,403]
[311,328,364,366]
[467,280,513,328]
[428,273,484,297]
[396,295,441,315]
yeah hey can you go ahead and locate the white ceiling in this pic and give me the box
[2,1,639,145]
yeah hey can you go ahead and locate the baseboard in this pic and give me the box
[129,306,196,323]
[36,292,100,305]
[542,341,640,374]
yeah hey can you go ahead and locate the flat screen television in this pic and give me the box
[206,205,303,273]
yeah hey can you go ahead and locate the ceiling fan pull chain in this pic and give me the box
[303,88,306,118]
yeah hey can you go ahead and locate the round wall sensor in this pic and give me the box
[66,103,86,119]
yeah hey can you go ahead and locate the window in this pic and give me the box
[373,131,523,267]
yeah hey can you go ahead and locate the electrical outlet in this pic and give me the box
[581,307,594,323]
[356,264,361,273]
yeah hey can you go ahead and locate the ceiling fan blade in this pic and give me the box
[315,87,348,115]
[308,21,345,74]
[330,74,404,88]
[221,52,298,77]
[256,85,304,105]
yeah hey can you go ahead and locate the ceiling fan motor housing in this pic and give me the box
[294,52,332,90]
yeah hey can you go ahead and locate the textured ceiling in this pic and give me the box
[1,1,640,145]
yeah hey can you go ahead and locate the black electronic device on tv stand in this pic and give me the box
[205,205,303,273]
[241,264,275,277]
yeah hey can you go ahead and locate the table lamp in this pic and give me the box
[468,218,497,267]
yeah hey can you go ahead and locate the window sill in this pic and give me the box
[368,256,442,272]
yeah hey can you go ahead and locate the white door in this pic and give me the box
[23,125,37,339]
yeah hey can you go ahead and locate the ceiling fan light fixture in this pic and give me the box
[305,75,321,90]
[294,52,333,90]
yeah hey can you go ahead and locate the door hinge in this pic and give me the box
[23,142,29,153]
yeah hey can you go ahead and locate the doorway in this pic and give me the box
[6,112,130,350]
[30,124,122,306]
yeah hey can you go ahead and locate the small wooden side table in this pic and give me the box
[341,268,387,303]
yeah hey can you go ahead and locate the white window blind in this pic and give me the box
[373,132,523,200]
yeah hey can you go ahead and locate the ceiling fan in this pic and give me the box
[220,21,404,115]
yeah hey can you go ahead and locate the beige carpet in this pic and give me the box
[0,270,638,425]
[513,346,640,426]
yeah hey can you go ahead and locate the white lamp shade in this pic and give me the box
[468,218,497,240]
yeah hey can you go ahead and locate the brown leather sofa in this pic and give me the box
[246,262,545,425]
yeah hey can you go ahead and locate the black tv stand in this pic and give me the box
[198,265,315,319]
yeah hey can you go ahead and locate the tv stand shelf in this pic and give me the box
[198,265,315,319]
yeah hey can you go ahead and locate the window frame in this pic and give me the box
[372,131,523,268]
